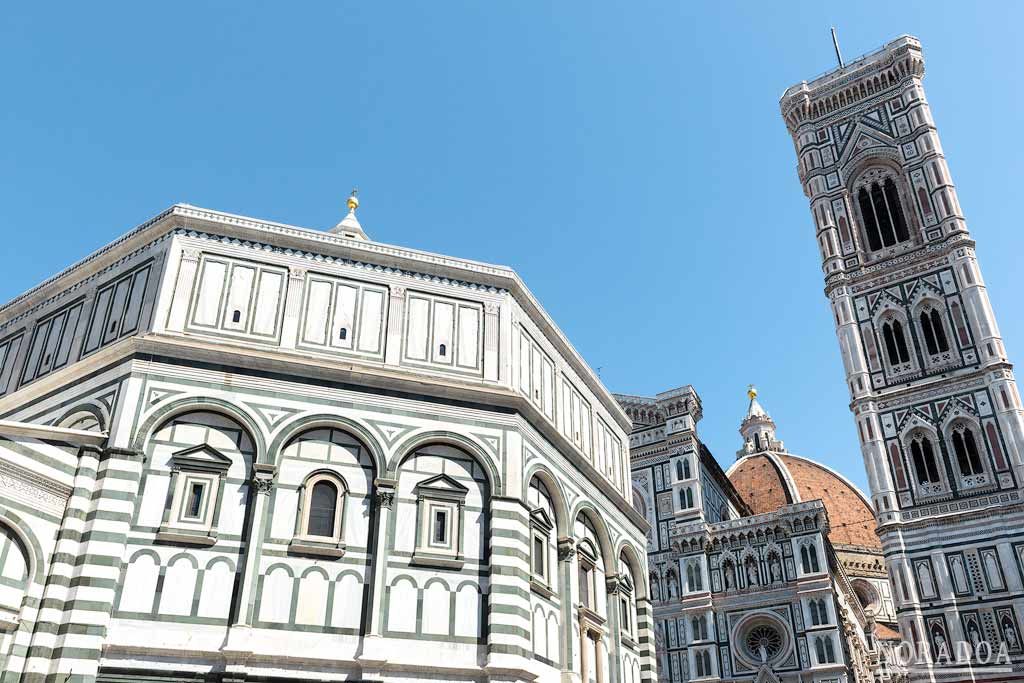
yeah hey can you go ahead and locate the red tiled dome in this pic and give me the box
[727,453,880,550]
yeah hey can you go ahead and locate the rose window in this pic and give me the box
[744,624,783,662]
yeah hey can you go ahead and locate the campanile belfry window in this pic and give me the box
[855,171,911,250]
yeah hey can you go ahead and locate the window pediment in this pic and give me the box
[530,506,554,532]
[169,444,232,473]
[414,473,469,500]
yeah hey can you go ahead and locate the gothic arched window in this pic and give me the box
[952,426,984,476]
[683,459,691,479]
[857,176,911,250]
[882,320,911,365]
[801,544,821,574]
[910,436,941,485]
[919,308,950,355]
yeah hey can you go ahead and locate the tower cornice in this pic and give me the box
[822,234,975,297]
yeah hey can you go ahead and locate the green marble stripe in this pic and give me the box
[486,642,534,659]
[84,510,132,524]
[40,598,111,613]
[0,497,64,524]
[56,528,127,545]
[50,552,123,568]
[0,436,77,475]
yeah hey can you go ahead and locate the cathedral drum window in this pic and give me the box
[852,167,913,253]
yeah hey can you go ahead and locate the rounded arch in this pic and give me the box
[166,552,199,569]
[523,464,570,537]
[0,509,45,584]
[204,556,236,572]
[334,568,364,582]
[55,403,107,433]
[571,502,616,575]
[301,468,350,491]
[263,562,295,578]
[388,430,501,494]
[423,576,452,591]
[127,548,162,565]
[300,565,331,580]
[268,413,386,475]
[615,541,648,600]
[130,396,265,457]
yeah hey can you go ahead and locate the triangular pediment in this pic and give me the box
[169,444,232,472]
[837,120,897,168]
[415,473,469,498]
[754,666,782,683]
[530,507,554,531]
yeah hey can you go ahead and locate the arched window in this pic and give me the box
[858,177,911,251]
[951,426,984,476]
[815,635,836,663]
[686,564,695,592]
[528,477,557,588]
[919,308,950,355]
[909,436,941,485]
[882,320,911,365]
[801,544,820,574]
[0,524,30,624]
[683,459,691,479]
[309,481,338,537]
[298,473,347,545]
[809,600,820,625]
[676,459,685,481]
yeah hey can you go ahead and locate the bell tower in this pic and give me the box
[782,35,1024,673]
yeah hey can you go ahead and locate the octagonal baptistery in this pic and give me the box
[0,200,654,683]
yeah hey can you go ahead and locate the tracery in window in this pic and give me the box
[909,434,941,488]
[919,307,950,355]
[882,320,911,365]
[856,171,911,251]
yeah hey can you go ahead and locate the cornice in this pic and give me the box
[0,203,629,431]
[824,234,973,296]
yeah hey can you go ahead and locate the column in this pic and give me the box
[357,478,396,677]
[222,462,276,677]
[558,537,580,683]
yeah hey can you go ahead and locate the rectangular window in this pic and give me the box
[579,564,592,608]
[182,481,207,521]
[533,535,546,579]
[620,597,631,634]
[432,508,449,546]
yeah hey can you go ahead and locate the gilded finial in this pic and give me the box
[347,188,359,211]
[747,384,757,400]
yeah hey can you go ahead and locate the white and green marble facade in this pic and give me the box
[0,204,655,683]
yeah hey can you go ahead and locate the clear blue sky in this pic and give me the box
[3,2,1023,492]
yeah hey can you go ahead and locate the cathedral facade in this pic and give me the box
[621,387,899,683]
[781,35,1024,682]
[0,200,655,683]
